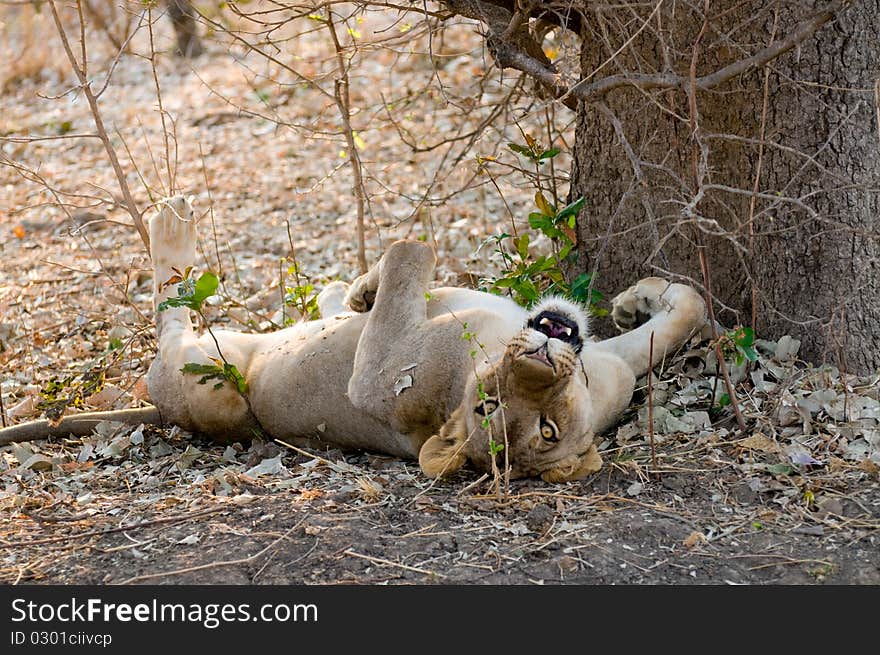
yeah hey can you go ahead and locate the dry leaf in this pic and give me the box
[683,531,706,549]
[738,432,781,453]
[857,459,879,478]
[394,374,413,395]
[300,489,323,501]
[7,396,36,420]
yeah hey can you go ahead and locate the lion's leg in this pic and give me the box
[146,197,253,436]
[150,195,197,327]
[347,241,436,426]
[595,278,707,378]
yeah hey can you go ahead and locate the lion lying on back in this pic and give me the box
[0,197,707,481]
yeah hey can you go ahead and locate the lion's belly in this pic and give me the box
[245,314,422,458]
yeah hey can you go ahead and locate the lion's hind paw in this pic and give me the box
[149,195,197,270]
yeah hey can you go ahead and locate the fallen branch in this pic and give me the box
[0,407,160,446]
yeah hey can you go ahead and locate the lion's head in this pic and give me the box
[419,297,602,482]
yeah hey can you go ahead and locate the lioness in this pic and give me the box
[1,197,707,481]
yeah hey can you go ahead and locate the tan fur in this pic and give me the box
[140,197,708,481]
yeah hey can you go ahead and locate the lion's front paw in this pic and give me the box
[610,277,673,332]
[345,272,377,313]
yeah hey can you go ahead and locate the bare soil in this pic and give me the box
[2,422,878,586]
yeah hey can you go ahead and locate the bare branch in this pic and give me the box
[48,0,150,251]
[443,0,850,108]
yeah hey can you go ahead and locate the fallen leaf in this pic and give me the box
[11,442,35,466]
[177,534,201,545]
[739,432,780,453]
[229,493,258,505]
[176,445,203,470]
[22,454,54,471]
[130,378,150,402]
[626,482,644,496]
[766,463,796,476]
[683,531,706,549]
[244,455,285,477]
[857,459,879,478]
[394,374,413,395]
[7,396,36,420]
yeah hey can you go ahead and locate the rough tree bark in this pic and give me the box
[443,0,879,373]
[167,0,203,58]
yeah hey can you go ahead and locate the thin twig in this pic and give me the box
[6,507,228,548]
[447,0,848,108]
[344,548,446,578]
[686,0,746,432]
[117,519,306,585]
[747,9,779,332]
[49,0,150,251]
[325,11,368,274]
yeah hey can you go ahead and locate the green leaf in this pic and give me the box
[569,272,593,303]
[223,362,249,394]
[516,281,539,303]
[491,276,519,289]
[193,271,219,304]
[556,196,585,223]
[507,142,535,158]
[557,243,572,262]
[739,345,759,362]
[528,213,554,231]
[537,147,560,161]
[158,271,219,312]
[732,326,755,348]
[718,393,731,407]
[181,360,248,394]
[515,233,530,260]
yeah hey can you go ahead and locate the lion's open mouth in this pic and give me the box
[527,310,581,350]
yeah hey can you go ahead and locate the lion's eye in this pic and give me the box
[540,418,559,443]
[474,397,499,416]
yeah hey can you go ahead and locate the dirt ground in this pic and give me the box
[3,424,879,585]
[1,4,878,586]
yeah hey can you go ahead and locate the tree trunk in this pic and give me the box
[569,1,879,373]
[167,0,203,58]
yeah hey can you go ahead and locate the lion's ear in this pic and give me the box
[419,408,468,479]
